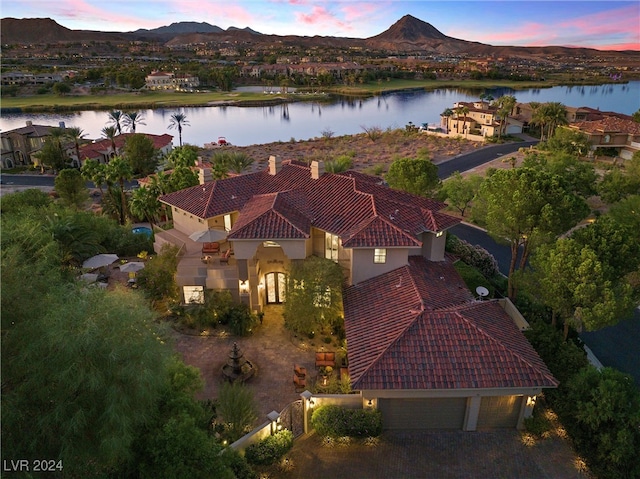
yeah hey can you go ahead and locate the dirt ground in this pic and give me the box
[200,130,483,174]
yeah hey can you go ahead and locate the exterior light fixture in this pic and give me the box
[436,231,444,237]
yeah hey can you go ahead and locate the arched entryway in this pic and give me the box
[265,272,286,304]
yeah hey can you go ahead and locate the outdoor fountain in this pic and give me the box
[221,342,256,383]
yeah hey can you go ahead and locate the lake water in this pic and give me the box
[1,82,638,147]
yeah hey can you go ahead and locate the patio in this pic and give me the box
[169,305,320,418]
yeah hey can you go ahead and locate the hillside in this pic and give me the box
[1,14,637,61]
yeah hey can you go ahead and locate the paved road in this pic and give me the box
[437,140,538,179]
[0,173,138,190]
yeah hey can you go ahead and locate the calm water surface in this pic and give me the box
[1,82,638,147]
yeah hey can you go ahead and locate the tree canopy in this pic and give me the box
[475,166,589,298]
[385,156,440,197]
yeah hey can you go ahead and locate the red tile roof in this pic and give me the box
[160,161,461,248]
[571,117,640,135]
[344,256,558,391]
[79,133,173,160]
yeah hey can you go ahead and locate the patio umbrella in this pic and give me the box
[119,261,146,273]
[82,253,119,269]
[189,229,227,243]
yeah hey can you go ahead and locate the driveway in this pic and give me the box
[278,429,589,479]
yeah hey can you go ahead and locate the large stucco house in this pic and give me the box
[156,156,557,430]
[438,101,523,140]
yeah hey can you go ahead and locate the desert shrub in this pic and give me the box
[217,382,258,443]
[311,405,382,438]
[244,430,294,466]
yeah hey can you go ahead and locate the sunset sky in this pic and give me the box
[3,1,638,51]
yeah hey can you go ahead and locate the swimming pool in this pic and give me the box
[132,226,152,237]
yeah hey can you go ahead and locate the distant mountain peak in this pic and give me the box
[371,14,448,42]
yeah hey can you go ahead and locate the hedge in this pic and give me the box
[244,430,293,466]
[311,405,382,438]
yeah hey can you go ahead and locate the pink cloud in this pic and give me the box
[294,6,350,32]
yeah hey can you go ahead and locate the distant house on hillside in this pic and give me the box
[144,71,199,91]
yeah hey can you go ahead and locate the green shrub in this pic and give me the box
[221,448,257,479]
[523,404,552,437]
[244,430,294,466]
[225,303,257,336]
[311,405,382,438]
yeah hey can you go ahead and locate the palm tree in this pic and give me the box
[101,126,118,158]
[123,111,146,133]
[543,102,568,140]
[64,127,86,167]
[454,105,469,136]
[168,112,189,147]
[107,110,125,136]
[495,95,517,139]
[129,185,162,229]
[440,108,454,132]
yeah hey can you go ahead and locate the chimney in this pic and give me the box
[268,155,282,176]
[198,167,212,185]
[26,120,33,127]
[311,160,325,179]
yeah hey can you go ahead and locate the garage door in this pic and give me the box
[477,395,523,429]
[379,398,467,430]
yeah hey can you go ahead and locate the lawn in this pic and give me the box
[1,77,573,113]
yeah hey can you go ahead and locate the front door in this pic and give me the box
[265,272,286,304]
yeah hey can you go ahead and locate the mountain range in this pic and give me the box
[1,15,637,59]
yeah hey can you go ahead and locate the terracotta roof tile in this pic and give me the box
[160,164,460,248]
[345,256,558,391]
[572,117,640,135]
[228,191,311,240]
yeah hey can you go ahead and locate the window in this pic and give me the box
[224,214,232,232]
[263,240,281,248]
[325,233,339,262]
[183,286,204,304]
[374,248,387,264]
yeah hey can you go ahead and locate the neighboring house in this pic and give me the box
[439,101,522,140]
[77,133,173,166]
[566,117,640,160]
[144,71,200,90]
[1,120,74,169]
[157,157,557,430]
[1,70,64,86]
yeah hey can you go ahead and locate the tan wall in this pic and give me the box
[172,207,208,235]
[350,248,408,285]
[421,232,446,261]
